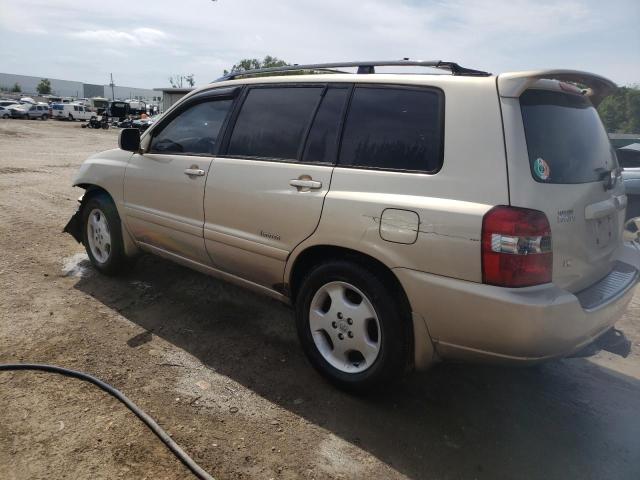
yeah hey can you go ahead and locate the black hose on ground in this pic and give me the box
[0,363,215,480]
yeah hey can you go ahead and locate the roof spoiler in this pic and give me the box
[497,70,617,106]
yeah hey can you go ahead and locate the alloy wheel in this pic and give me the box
[309,281,381,373]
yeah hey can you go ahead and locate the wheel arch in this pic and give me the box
[288,245,400,301]
[287,244,434,370]
[75,183,140,258]
[77,183,111,200]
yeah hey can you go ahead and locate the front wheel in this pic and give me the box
[295,260,410,392]
[2,114,8,119]
[81,193,129,275]
[68,114,74,121]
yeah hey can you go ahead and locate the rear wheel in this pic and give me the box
[41,114,48,120]
[2,114,8,119]
[81,193,128,275]
[295,260,410,392]
[68,114,74,121]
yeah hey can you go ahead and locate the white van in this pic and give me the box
[52,103,94,121]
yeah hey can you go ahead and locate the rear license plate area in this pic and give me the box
[593,214,615,248]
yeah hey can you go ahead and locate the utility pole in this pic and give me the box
[109,73,115,100]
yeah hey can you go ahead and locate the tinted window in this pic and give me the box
[339,87,443,172]
[520,89,618,184]
[618,148,640,169]
[151,99,233,155]
[302,87,349,164]
[228,87,323,160]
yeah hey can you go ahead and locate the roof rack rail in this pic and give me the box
[214,59,491,82]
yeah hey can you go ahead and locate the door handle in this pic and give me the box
[289,179,322,190]
[184,168,205,177]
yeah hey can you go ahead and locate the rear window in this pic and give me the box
[520,89,618,184]
[338,86,444,173]
[617,146,640,169]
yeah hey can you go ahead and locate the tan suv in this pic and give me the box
[64,60,640,391]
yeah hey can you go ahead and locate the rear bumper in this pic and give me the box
[395,243,640,364]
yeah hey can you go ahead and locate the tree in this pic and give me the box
[36,78,51,95]
[11,82,21,93]
[168,74,183,88]
[598,85,640,134]
[223,55,289,76]
[169,74,196,88]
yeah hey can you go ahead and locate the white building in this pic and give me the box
[0,72,160,105]
[154,87,194,112]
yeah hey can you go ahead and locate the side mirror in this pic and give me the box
[119,128,141,152]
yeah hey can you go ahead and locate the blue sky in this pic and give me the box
[0,0,638,88]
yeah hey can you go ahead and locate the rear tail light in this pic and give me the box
[482,206,552,287]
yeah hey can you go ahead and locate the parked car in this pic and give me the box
[131,114,160,132]
[25,103,50,120]
[0,105,14,118]
[7,104,28,119]
[0,100,19,108]
[107,101,130,121]
[51,103,94,121]
[619,143,640,242]
[64,61,640,391]
[89,97,110,115]
[126,99,147,116]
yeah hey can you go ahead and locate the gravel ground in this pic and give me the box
[1,119,639,480]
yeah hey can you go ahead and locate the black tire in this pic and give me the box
[295,259,410,392]
[68,114,74,121]
[81,193,129,276]
[41,114,48,120]
[2,114,8,119]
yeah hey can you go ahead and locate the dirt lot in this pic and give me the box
[0,119,639,480]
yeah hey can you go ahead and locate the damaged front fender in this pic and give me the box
[63,207,83,243]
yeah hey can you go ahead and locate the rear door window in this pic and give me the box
[302,87,350,164]
[338,86,444,173]
[227,86,323,161]
[520,89,618,184]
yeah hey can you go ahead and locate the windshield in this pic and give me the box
[520,88,618,184]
